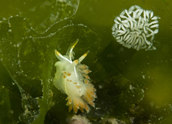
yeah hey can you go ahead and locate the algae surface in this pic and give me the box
[0,0,172,124]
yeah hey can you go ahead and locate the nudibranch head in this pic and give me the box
[112,5,160,50]
[53,39,96,113]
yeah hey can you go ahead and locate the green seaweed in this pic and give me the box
[0,0,80,33]
[0,0,172,124]
[0,14,103,124]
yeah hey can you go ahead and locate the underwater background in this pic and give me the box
[0,0,172,123]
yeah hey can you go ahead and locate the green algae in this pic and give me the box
[0,0,172,124]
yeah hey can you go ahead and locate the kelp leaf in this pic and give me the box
[0,0,80,33]
[0,16,104,123]
[0,16,55,124]
[0,62,22,124]
[0,86,15,124]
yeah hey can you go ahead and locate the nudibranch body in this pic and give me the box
[53,40,96,113]
[112,5,160,50]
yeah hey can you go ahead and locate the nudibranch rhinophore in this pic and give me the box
[53,39,96,113]
[112,5,160,50]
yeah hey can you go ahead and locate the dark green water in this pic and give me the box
[0,0,172,124]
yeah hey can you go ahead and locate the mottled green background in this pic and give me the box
[0,0,172,124]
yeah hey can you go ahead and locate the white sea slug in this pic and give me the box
[53,39,96,113]
[112,5,160,50]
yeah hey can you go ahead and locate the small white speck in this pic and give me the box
[2,17,6,20]
[141,89,144,93]
[29,36,33,38]
[9,110,14,114]
[129,84,134,90]
[8,29,12,32]
[98,85,103,89]
[142,75,145,79]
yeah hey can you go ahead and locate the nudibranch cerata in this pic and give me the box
[53,39,96,113]
[112,5,160,50]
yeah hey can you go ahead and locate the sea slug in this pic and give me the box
[53,39,96,113]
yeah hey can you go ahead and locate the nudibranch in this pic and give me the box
[112,5,160,50]
[53,39,96,113]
